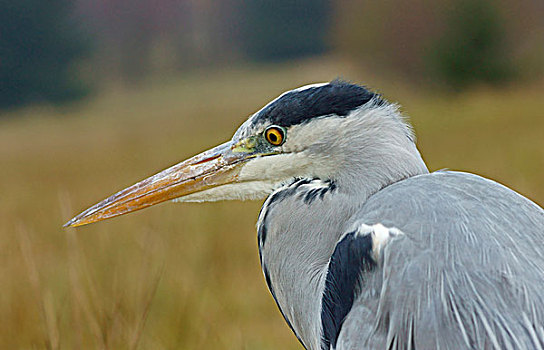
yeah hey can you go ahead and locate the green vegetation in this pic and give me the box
[333,0,543,88]
[1,60,543,348]
[428,0,514,88]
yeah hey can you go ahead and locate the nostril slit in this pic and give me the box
[193,154,221,165]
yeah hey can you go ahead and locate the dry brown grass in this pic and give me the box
[1,58,543,349]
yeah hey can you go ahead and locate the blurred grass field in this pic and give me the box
[1,58,543,349]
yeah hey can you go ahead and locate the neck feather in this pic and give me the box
[257,103,428,349]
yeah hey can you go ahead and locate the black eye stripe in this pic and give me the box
[252,80,380,128]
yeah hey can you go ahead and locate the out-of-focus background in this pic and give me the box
[1,0,543,348]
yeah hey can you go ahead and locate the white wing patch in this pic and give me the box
[355,223,404,261]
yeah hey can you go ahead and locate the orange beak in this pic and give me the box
[64,141,249,227]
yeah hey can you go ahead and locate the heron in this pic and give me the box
[65,80,544,350]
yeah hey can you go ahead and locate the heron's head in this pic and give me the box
[65,80,426,227]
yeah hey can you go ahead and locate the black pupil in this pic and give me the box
[269,132,278,143]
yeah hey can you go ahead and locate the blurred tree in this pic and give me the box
[75,0,242,83]
[428,0,515,88]
[237,0,331,61]
[333,0,542,89]
[333,1,444,79]
[0,0,89,109]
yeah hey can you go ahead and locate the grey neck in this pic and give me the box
[258,179,363,350]
[257,105,429,349]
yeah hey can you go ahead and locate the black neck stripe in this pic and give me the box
[320,231,376,349]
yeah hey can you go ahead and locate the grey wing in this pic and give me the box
[337,171,544,350]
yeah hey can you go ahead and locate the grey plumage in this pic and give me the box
[251,83,544,349]
[260,170,544,350]
[66,81,544,350]
[339,172,544,349]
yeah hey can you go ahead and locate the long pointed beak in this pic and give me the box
[64,141,248,227]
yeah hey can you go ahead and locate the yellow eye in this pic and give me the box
[264,126,285,146]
